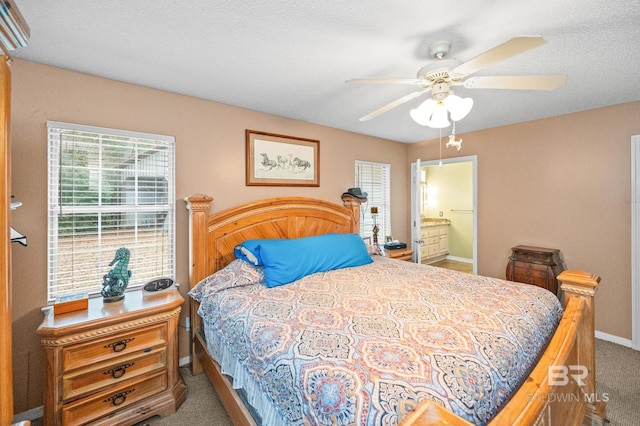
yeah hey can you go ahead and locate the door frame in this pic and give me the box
[410,155,478,274]
[631,135,640,350]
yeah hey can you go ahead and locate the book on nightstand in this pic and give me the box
[53,293,89,315]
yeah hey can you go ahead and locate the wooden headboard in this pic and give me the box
[184,193,365,290]
[184,193,364,379]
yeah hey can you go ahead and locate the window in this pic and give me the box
[47,121,175,301]
[355,161,391,242]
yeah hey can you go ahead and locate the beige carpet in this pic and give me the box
[594,339,640,426]
[137,366,231,426]
[138,339,640,426]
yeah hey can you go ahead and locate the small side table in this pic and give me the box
[37,289,186,425]
[506,245,565,296]
[384,248,413,262]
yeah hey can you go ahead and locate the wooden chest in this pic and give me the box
[506,245,565,296]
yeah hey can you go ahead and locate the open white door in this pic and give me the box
[410,159,422,263]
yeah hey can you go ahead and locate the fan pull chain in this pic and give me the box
[439,129,443,168]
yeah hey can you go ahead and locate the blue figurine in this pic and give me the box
[101,247,132,302]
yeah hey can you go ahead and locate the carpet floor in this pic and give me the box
[137,339,639,425]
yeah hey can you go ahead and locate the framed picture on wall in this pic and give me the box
[246,130,320,186]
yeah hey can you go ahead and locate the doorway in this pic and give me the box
[411,156,477,275]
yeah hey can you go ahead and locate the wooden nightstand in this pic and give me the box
[384,248,414,262]
[506,245,565,296]
[37,288,186,426]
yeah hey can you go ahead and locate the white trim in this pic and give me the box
[595,330,635,349]
[445,255,473,264]
[179,354,192,367]
[12,406,43,423]
[412,155,478,275]
[632,135,640,350]
[410,160,421,262]
[47,120,175,142]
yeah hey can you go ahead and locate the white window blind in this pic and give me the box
[355,160,391,242]
[47,121,175,301]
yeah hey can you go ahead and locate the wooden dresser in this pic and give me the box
[506,245,565,296]
[37,289,186,426]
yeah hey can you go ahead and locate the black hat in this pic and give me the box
[342,187,368,201]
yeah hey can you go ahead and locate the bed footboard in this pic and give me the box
[402,270,604,426]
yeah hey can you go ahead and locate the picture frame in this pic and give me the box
[246,130,320,186]
[385,235,393,243]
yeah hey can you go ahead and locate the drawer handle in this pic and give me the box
[105,362,134,379]
[105,337,135,353]
[105,389,134,407]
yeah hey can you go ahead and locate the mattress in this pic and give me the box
[195,256,562,425]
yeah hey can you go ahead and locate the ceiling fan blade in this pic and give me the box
[452,36,547,76]
[359,90,427,121]
[463,75,567,90]
[346,77,421,85]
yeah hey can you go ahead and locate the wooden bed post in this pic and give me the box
[557,269,604,422]
[185,193,213,375]
[341,193,365,233]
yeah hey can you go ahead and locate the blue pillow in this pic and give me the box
[234,237,295,265]
[234,239,271,265]
[257,233,373,288]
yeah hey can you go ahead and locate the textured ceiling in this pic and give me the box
[10,0,640,143]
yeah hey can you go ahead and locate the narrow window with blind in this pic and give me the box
[355,160,391,241]
[47,121,175,301]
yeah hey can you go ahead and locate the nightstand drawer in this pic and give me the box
[513,262,549,277]
[62,346,167,401]
[513,273,546,286]
[385,248,413,261]
[62,370,167,426]
[63,323,168,372]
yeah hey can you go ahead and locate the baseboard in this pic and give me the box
[595,330,635,349]
[445,255,473,263]
[179,354,192,367]
[12,405,43,423]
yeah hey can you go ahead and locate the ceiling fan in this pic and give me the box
[346,36,567,124]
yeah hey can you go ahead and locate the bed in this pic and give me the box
[185,193,605,425]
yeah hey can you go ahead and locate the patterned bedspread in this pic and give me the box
[195,256,563,425]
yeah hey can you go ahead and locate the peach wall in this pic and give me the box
[8,59,410,411]
[409,101,640,343]
[8,57,639,413]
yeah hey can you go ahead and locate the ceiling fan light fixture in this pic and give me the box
[445,94,474,121]
[427,102,450,128]
[410,98,436,126]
